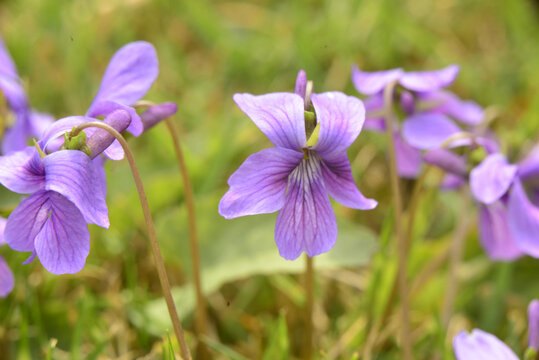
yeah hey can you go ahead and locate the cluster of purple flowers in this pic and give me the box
[0,37,176,296]
[1,30,537,358]
[352,64,539,261]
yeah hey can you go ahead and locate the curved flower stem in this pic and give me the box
[383,81,412,360]
[164,118,208,358]
[304,254,314,360]
[71,122,191,360]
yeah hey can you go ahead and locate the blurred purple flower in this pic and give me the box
[453,329,518,360]
[219,70,377,260]
[0,217,14,297]
[0,110,131,274]
[427,145,539,261]
[0,35,53,154]
[352,65,484,178]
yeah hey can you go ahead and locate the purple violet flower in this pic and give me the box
[86,41,159,137]
[0,217,15,297]
[427,143,539,261]
[453,329,518,360]
[352,64,484,179]
[219,70,377,260]
[0,110,131,274]
[0,35,53,154]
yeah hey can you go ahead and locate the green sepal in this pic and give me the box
[33,139,47,158]
[63,129,92,157]
[306,123,320,148]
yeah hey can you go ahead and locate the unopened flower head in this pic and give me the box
[219,70,377,260]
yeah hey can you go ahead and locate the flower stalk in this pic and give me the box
[383,80,412,360]
[71,122,191,360]
[164,117,209,358]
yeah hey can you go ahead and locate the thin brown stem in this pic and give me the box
[442,188,471,329]
[303,255,314,360]
[383,81,412,360]
[71,122,191,360]
[164,118,209,358]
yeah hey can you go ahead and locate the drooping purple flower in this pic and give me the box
[86,41,159,137]
[0,110,131,274]
[0,217,15,297]
[529,300,539,350]
[0,35,53,154]
[426,144,539,261]
[219,71,377,260]
[352,64,484,179]
[453,329,518,360]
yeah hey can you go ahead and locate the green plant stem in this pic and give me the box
[383,81,412,360]
[304,254,314,360]
[164,118,209,358]
[72,122,191,360]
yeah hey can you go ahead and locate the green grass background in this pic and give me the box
[1,0,538,358]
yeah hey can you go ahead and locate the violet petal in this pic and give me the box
[86,109,132,160]
[0,147,45,193]
[399,64,459,92]
[507,179,539,257]
[0,254,14,297]
[518,146,539,181]
[5,190,51,252]
[394,133,423,178]
[311,92,365,160]
[320,153,377,210]
[219,147,303,219]
[294,70,307,99]
[402,113,461,150]
[0,35,18,79]
[275,156,337,260]
[233,93,306,150]
[87,100,142,136]
[351,66,403,95]
[470,154,517,204]
[423,149,468,177]
[88,41,158,113]
[33,191,90,275]
[453,329,518,360]
[0,217,5,245]
[478,203,523,261]
[140,102,178,132]
[44,150,109,228]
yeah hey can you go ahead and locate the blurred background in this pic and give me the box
[0,0,538,358]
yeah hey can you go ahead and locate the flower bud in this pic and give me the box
[86,110,131,159]
[140,102,178,132]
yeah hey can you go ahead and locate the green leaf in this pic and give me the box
[131,195,378,335]
[201,336,249,360]
[262,312,289,360]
